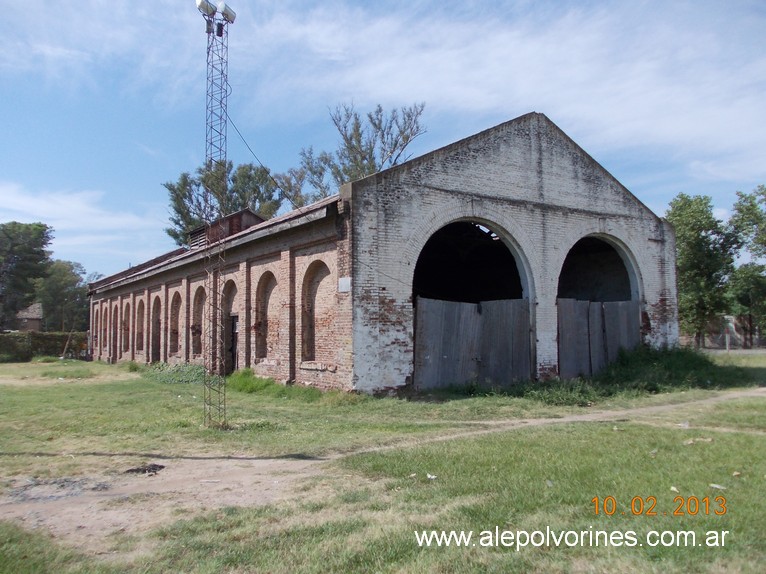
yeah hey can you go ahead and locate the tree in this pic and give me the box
[165,103,426,241]
[731,184,766,259]
[164,162,280,246]
[34,260,91,332]
[291,102,427,201]
[666,194,740,346]
[0,222,53,330]
[727,263,766,348]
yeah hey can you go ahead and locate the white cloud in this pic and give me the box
[0,181,173,276]
[2,0,764,270]
[231,1,766,188]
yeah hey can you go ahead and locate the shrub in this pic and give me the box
[0,332,88,362]
[144,363,207,385]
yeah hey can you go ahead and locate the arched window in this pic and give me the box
[255,272,278,360]
[135,300,145,352]
[301,261,332,362]
[122,303,131,353]
[169,292,182,355]
[191,286,206,356]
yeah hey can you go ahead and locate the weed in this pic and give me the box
[227,369,323,402]
[32,356,61,363]
[144,363,206,385]
[125,361,141,372]
[428,346,759,406]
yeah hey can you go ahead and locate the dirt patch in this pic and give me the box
[1,387,764,560]
[0,371,141,386]
[0,455,327,558]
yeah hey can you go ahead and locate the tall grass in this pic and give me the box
[437,346,758,406]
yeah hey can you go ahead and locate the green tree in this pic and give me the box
[666,193,740,347]
[731,184,766,259]
[0,222,53,329]
[164,162,280,246]
[726,263,766,348]
[34,260,90,332]
[291,102,427,201]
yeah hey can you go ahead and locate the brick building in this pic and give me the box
[89,112,678,392]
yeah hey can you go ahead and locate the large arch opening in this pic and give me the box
[557,237,634,302]
[412,221,531,389]
[556,236,641,378]
[413,221,523,302]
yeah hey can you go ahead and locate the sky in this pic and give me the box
[1,0,764,279]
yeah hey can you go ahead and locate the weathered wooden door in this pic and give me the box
[557,298,640,379]
[413,297,531,389]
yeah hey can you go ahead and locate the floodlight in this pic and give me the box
[196,0,217,17]
[217,1,236,23]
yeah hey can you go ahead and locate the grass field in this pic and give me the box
[1,348,764,573]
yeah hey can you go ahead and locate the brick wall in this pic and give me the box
[89,202,354,390]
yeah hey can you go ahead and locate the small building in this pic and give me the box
[16,303,43,332]
[89,112,678,391]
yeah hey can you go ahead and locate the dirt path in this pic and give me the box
[1,386,764,559]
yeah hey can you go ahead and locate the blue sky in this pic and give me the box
[1,0,765,278]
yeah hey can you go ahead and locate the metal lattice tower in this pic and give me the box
[197,0,236,428]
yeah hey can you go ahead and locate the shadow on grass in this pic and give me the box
[409,346,764,407]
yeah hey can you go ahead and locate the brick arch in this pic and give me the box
[111,305,119,362]
[254,271,278,360]
[221,280,239,374]
[301,260,333,363]
[191,286,206,356]
[101,304,108,354]
[135,299,145,353]
[169,292,182,355]
[150,296,162,363]
[122,302,131,353]
[93,308,100,352]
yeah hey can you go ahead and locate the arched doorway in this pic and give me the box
[191,287,206,356]
[221,281,238,375]
[110,306,118,363]
[150,297,162,363]
[557,236,642,378]
[413,221,532,389]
